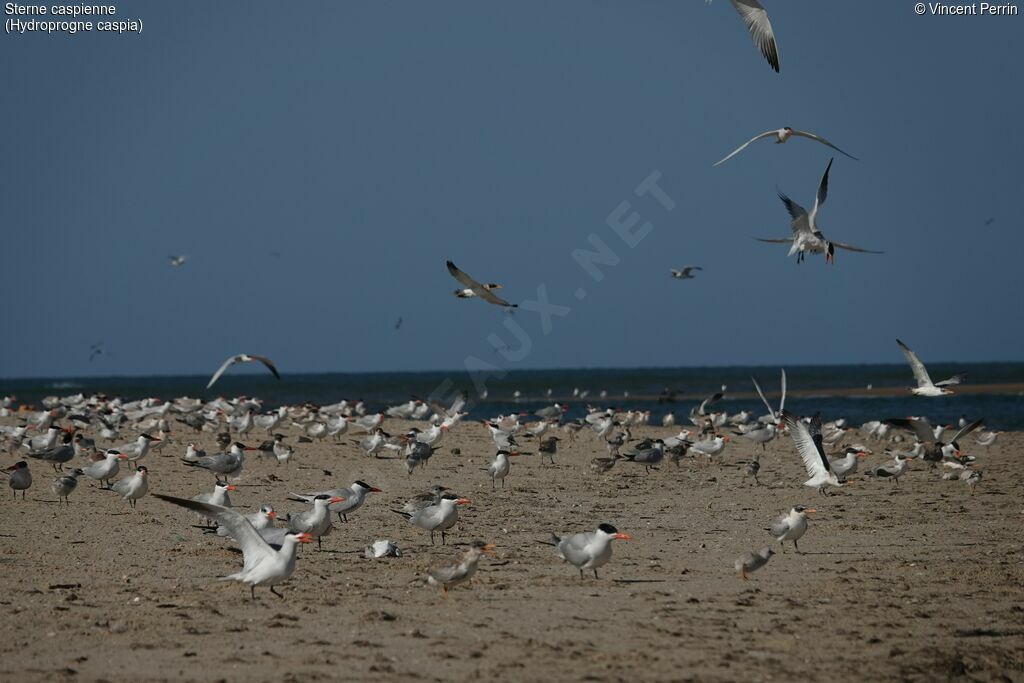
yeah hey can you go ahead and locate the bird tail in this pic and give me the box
[191,524,219,534]
[536,533,560,547]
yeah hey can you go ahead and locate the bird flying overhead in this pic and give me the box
[896,339,964,397]
[206,354,281,389]
[446,260,517,308]
[713,127,857,166]
[670,266,703,280]
[710,0,780,73]
[168,255,188,267]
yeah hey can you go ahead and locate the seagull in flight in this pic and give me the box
[896,339,964,397]
[709,0,780,73]
[756,158,882,264]
[781,411,843,493]
[713,127,857,166]
[168,255,188,267]
[207,354,281,389]
[670,266,703,280]
[446,261,517,308]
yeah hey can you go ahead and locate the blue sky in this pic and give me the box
[2,1,1021,379]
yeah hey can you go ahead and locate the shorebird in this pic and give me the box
[51,468,84,506]
[81,450,127,487]
[154,494,313,600]
[545,523,631,579]
[744,454,761,485]
[752,369,786,423]
[206,354,280,389]
[425,541,497,595]
[487,450,518,489]
[108,466,149,508]
[289,481,381,523]
[670,266,703,280]
[896,339,964,396]
[446,260,517,308]
[709,0,780,73]
[182,441,253,482]
[780,412,844,493]
[735,547,774,580]
[831,447,868,480]
[769,505,814,552]
[393,493,471,545]
[4,461,32,499]
[714,127,857,166]
[869,454,913,487]
[756,159,882,264]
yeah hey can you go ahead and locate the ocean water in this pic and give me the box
[3,363,1024,430]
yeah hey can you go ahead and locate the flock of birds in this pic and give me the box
[0,331,1000,597]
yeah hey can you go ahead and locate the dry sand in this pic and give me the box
[1,421,1022,682]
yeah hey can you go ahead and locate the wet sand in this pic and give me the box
[1,421,1022,682]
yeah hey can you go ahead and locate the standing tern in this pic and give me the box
[425,541,497,595]
[290,481,381,523]
[3,461,32,499]
[182,441,253,482]
[108,466,149,508]
[756,159,882,264]
[546,523,631,579]
[401,485,449,514]
[206,354,281,389]
[670,266,703,280]
[81,450,127,487]
[709,0,780,72]
[154,494,313,600]
[446,260,517,308]
[831,447,868,480]
[714,127,857,166]
[52,468,84,506]
[487,450,519,489]
[868,454,913,487]
[769,505,814,553]
[896,339,965,397]
[735,547,774,580]
[393,493,470,545]
[285,494,344,550]
[780,412,844,493]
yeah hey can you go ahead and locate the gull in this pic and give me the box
[670,266,703,280]
[756,159,882,264]
[545,523,631,579]
[108,466,149,508]
[713,127,857,166]
[52,468,84,506]
[896,339,964,397]
[154,494,313,600]
[780,411,843,493]
[446,260,517,308]
[769,505,814,553]
[206,354,281,389]
[168,255,188,267]
[735,547,774,580]
[3,461,32,499]
[709,0,780,72]
[425,541,497,595]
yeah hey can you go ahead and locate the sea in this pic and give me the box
[4,363,1024,430]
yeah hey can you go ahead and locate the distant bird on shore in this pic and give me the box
[206,354,280,389]
[756,159,882,264]
[670,266,702,280]
[714,127,857,166]
[446,261,517,308]
[425,541,496,595]
[168,255,188,267]
[769,505,814,553]
[709,0,780,73]
[896,339,964,397]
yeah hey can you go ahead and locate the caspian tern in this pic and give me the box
[896,339,964,397]
[831,447,868,480]
[756,159,882,264]
[446,260,517,308]
[868,454,913,487]
[392,493,470,545]
[181,441,253,482]
[108,466,149,508]
[425,541,497,595]
[546,523,631,579]
[3,461,32,499]
[206,354,281,389]
[780,412,843,493]
[81,450,127,487]
[290,481,381,523]
[709,0,780,72]
[670,266,703,280]
[769,505,814,553]
[154,494,313,600]
[284,494,344,550]
[714,127,857,166]
[168,255,188,267]
[487,450,518,489]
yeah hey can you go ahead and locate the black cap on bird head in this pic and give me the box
[598,523,619,535]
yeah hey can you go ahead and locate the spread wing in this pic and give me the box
[782,411,831,478]
[809,158,833,228]
[247,355,280,381]
[712,130,776,166]
[947,418,984,445]
[778,368,787,415]
[777,193,812,236]
[751,375,777,420]
[755,236,794,244]
[154,494,276,573]
[896,339,933,388]
[935,374,965,387]
[207,355,241,389]
[446,261,515,308]
[730,0,780,72]
[884,417,935,443]
[790,130,858,161]
[830,240,883,254]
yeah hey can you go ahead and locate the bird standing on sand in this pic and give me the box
[4,461,32,499]
[487,450,518,489]
[735,547,774,580]
[769,505,814,553]
[81,450,126,487]
[285,495,345,550]
[182,441,253,482]
[546,523,631,579]
[831,447,868,480]
[425,541,497,595]
[51,468,84,506]
[290,481,381,523]
[109,465,149,509]
[393,493,471,545]
[869,454,912,488]
[744,455,761,485]
[538,436,559,465]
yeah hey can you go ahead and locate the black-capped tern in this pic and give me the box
[546,523,631,579]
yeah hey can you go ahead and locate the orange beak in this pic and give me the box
[613,533,631,541]
[369,487,382,493]
[456,498,472,505]
[226,485,237,491]
[267,511,277,519]
[805,508,817,515]
[296,533,313,543]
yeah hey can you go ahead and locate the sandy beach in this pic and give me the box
[1,418,1022,682]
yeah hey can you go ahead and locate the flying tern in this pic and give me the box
[446,260,517,308]
[709,0,780,72]
[670,266,703,280]
[714,127,857,166]
[896,339,964,397]
[206,354,281,389]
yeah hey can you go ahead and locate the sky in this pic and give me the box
[1,1,1022,379]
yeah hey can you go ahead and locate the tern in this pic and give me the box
[735,547,774,580]
[401,484,448,514]
[831,447,868,480]
[751,369,786,423]
[487,450,518,489]
[744,454,761,485]
[81,450,127,487]
[108,465,149,508]
[709,0,780,72]
[446,260,517,308]
[883,416,983,464]
[154,494,313,599]
[116,433,160,468]
[193,481,235,508]
[546,523,631,579]
[623,439,665,473]
[51,468,84,506]
[869,454,913,487]
[670,266,703,280]
[284,494,344,550]
[538,436,559,465]
[393,493,470,545]
[896,339,965,397]
[780,412,844,493]
[198,504,277,539]
[290,481,381,523]
[3,461,32,499]
[206,354,281,389]
[769,505,814,553]
[27,439,75,472]
[425,541,497,595]
[714,127,857,166]
[182,441,253,482]
[756,159,882,264]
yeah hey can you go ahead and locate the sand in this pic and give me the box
[1,420,1022,682]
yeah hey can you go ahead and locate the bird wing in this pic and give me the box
[829,240,883,254]
[206,355,241,389]
[935,373,965,387]
[947,418,984,445]
[447,261,515,307]
[428,563,466,585]
[778,368,787,415]
[790,130,858,161]
[557,532,594,563]
[896,339,934,388]
[884,417,936,443]
[111,476,132,495]
[809,158,833,228]
[476,288,516,308]
[712,130,777,166]
[769,516,790,537]
[782,412,831,478]
[154,494,275,570]
[248,355,281,381]
[751,375,777,420]
[729,0,780,72]
[754,236,794,244]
